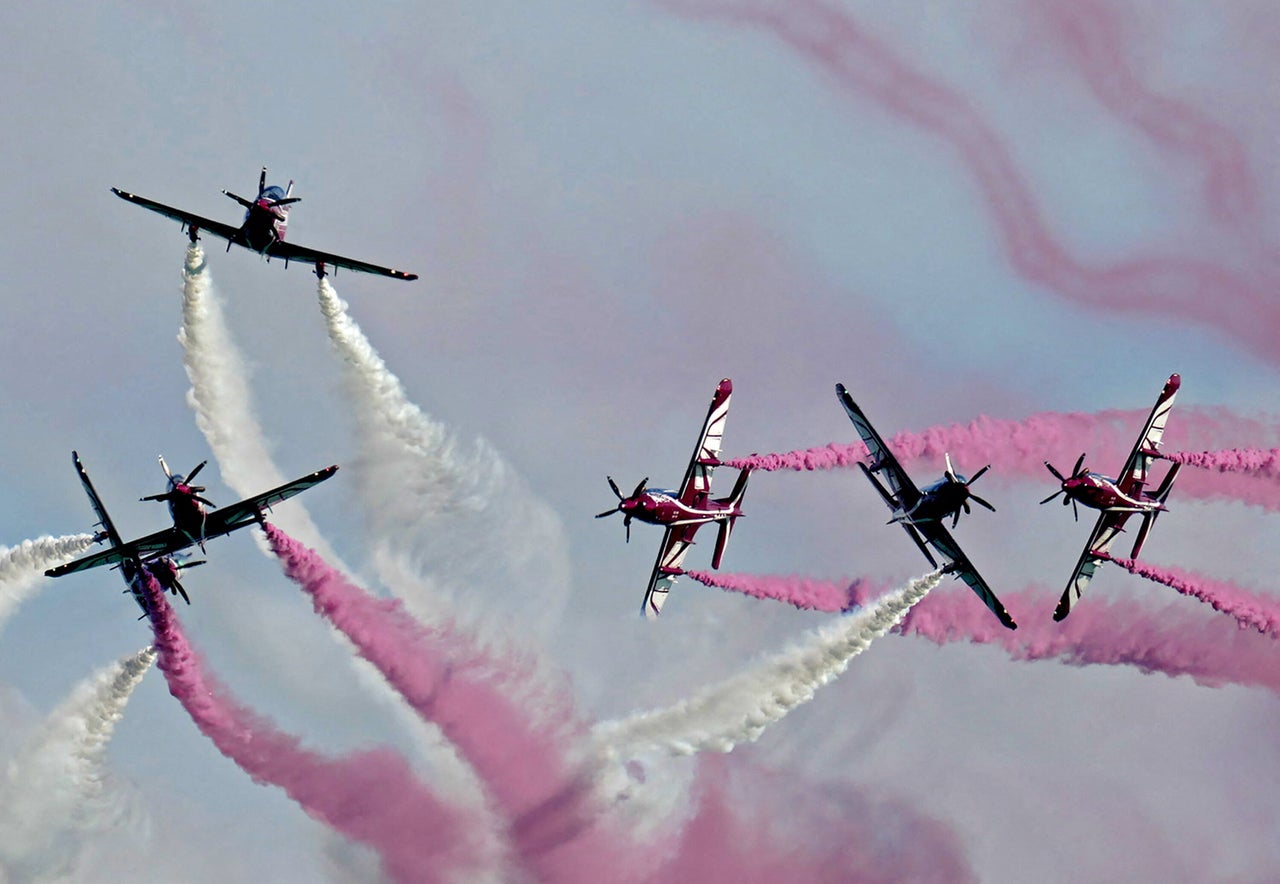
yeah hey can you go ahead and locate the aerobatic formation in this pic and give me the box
[7,65,1280,880]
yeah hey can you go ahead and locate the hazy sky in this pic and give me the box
[3,1,1279,881]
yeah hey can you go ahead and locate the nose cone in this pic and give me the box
[620,497,639,512]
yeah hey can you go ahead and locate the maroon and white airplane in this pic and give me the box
[1041,373,1182,620]
[47,452,337,613]
[596,378,751,619]
[112,167,418,281]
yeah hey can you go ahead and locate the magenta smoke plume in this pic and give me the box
[1105,556,1280,640]
[899,587,1280,694]
[685,569,884,613]
[658,0,1280,363]
[725,407,1280,512]
[263,523,646,884]
[139,572,474,884]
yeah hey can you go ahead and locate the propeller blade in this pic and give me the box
[606,476,622,499]
[595,507,619,519]
[1043,461,1066,482]
[962,500,971,514]
[624,514,632,543]
[259,166,267,192]
[267,197,301,207]
[1072,498,1080,522]
[186,460,207,483]
[1072,453,1087,477]
[174,581,191,605]
[158,455,173,480]
[969,493,996,512]
[630,477,649,498]
[951,510,961,529]
[944,452,958,483]
[967,464,990,484]
[1039,490,1063,505]
[222,189,255,210]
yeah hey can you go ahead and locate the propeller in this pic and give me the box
[595,476,647,542]
[1040,453,1088,521]
[943,453,996,528]
[222,189,256,210]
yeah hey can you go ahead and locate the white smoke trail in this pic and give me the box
[595,571,943,760]
[0,534,95,630]
[315,278,571,637]
[0,648,154,880]
[176,244,338,562]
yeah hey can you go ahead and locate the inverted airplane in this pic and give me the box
[46,451,338,615]
[1041,373,1182,621]
[836,384,1017,630]
[111,167,418,281]
[596,378,751,619]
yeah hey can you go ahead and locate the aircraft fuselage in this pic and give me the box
[165,482,209,542]
[894,475,973,524]
[236,189,291,252]
[619,489,740,527]
[1062,472,1163,513]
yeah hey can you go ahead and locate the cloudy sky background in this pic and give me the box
[2,1,1279,880]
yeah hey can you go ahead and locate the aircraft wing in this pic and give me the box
[1117,374,1180,498]
[72,451,123,548]
[913,519,1017,629]
[1053,509,1134,621]
[201,465,339,539]
[641,524,699,619]
[265,239,418,282]
[836,384,922,512]
[676,378,733,507]
[111,188,243,243]
[46,526,188,577]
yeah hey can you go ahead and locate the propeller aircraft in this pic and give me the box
[46,451,338,615]
[112,167,418,281]
[596,378,751,619]
[836,383,1016,629]
[1041,373,1182,620]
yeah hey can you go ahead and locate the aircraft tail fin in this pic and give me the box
[711,469,750,569]
[1131,462,1181,559]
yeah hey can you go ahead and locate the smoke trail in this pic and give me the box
[685,569,879,613]
[725,406,1280,512]
[176,243,338,560]
[597,571,942,759]
[264,523,643,883]
[658,0,1280,363]
[1035,0,1258,226]
[315,277,571,636]
[1164,447,1280,480]
[1104,556,1280,640]
[0,648,154,880]
[139,571,480,884]
[0,533,95,630]
[899,587,1280,694]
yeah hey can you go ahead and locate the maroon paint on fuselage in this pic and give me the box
[166,482,208,541]
[1066,472,1165,512]
[620,489,742,527]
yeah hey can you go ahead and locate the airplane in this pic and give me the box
[111,167,419,281]
[595,378,751,619]
[46,451,338,614]
[836,384,1017,630]
[1041,373,1182,621]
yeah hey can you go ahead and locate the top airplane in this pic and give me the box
[111,167,418,281]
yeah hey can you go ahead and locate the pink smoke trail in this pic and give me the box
[139,572,475,884]
[899,586,1280,694]
[724,406,1280,512]
[1104,556,1280,639]
[1035,0,1258,226]
[686,568,1280,690]
[1163,447,1280,481]
[263,523,646,884]
[685,569,884,613]
[658,0,1280,363]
